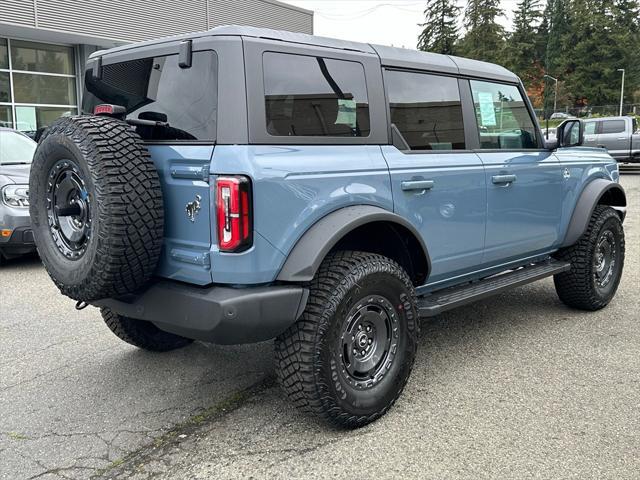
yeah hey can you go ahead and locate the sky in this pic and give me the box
[284,1,524,49]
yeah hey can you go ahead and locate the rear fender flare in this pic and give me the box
[276,205,431,282]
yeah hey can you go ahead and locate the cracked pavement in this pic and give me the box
[2,173,639,479]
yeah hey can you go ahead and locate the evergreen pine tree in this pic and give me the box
[458,0,506,64]
[417,0,461,54]
[504,0,543,104]
[564,0,628,107]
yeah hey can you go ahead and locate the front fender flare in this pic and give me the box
[276,205,431,282]
[561,179,626,248]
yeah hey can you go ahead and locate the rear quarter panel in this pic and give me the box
[209,145,394,284]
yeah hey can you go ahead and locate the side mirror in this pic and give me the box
[557,119,583,148]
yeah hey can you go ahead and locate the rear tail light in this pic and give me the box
[215,176,252,252]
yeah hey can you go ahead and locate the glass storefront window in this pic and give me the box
[15,106,76,132]
[0,106,12,128]
[13,73,76,105]
[0,37,78,131]
[0,72,10,102]
[0,38,8,69]
[10,40,75,75]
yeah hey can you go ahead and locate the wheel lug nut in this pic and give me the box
[358,325,362,330]
[366,326,371,332]
[353,348,357,355]
[361,350,366,355]
[368,338,373,344]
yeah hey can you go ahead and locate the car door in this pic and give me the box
[468,79,564,265]
[582,119,599,147]
[597,119,628,160]
[381,70,486,286]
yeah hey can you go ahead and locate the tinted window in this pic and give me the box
[263,52,369,137]
[83,51,217,141]
[601,120,625,134]
[470,80,537,149]
[386,70,465,150]
[584,121,597,135]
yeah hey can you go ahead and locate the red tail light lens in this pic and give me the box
[215,176,252,252]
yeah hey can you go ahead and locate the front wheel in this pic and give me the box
[275,251,419,428]
[553,205,625,310]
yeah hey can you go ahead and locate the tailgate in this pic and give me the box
[147,145,214,285]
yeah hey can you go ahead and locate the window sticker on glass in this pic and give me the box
[335,98,357,128]
[477,91,497,127]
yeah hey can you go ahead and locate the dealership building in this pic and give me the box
[0,0,313,132]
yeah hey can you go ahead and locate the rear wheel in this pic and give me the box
[101,308,193,352]
[275,251,419,428]
[553,205,625,310]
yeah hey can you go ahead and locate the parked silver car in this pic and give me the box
[582,116,640,162]
[0,128,36,263]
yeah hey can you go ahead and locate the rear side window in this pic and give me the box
[83,51,217,141]
[386,70,465,150]
[601,120,625,134]
[263,52,370,137]
[470,80,537,149]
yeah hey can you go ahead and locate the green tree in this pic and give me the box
[504,0,544,104]
[417,0,461,55]
[458,0,506,64]
[612,0,640,104]
[562,0,633,107]
[543,0,570,77]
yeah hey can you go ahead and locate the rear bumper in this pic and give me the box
[93,281,308,345]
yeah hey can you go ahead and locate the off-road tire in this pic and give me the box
[275,251,419,428]
[29,116,164,302]
[101,308,193,352]
[553,205,625,310]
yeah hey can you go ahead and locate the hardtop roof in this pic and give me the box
[90,25,519,83]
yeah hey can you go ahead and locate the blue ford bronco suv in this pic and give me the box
[29,26,626,428]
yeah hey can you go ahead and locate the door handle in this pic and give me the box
[401,180,435,191]
[491,174,517,185]
[617,137,627,140]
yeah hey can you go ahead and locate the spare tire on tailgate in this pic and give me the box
[29,115,164,302]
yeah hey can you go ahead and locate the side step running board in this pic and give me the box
[418,259,571,317]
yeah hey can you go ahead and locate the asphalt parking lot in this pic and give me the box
[1,173,638,480]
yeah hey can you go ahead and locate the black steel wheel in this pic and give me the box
[339,295,397,390]
[554,205,625,310]
[275,251,419,428]
[46,159,92,259]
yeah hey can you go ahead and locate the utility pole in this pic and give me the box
[617,69,625,116]
[544,74,558,115]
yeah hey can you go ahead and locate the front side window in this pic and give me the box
[263,52,370,137]
[83,51,217,141]
[584,121,597,135]
[470,80,538,149]
[386,70,465,150]
[601,120,625,134]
